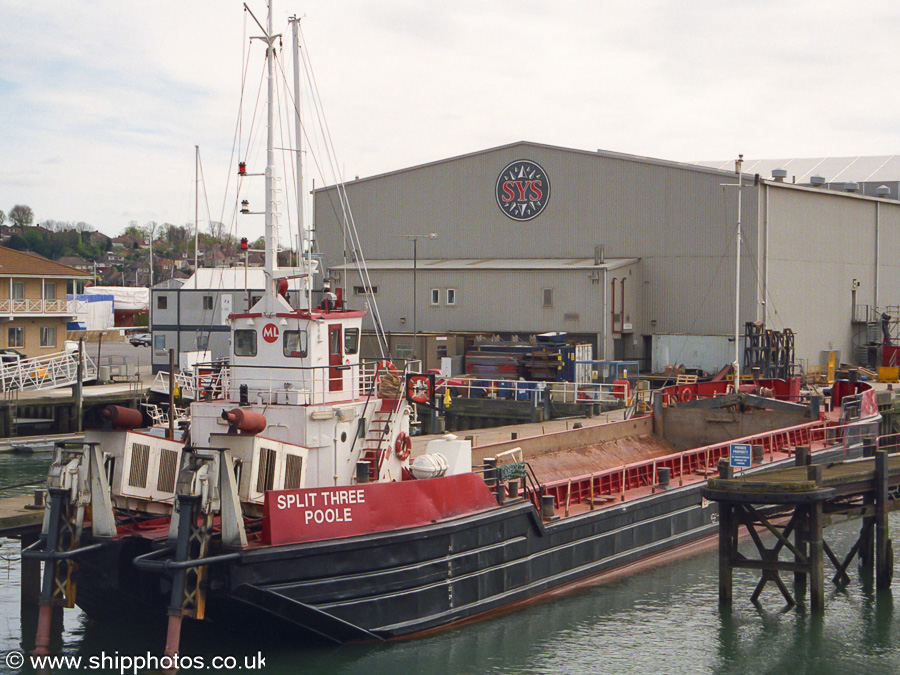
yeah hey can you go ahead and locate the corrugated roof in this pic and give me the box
[0,247,92,277]
[334,258,639,271]
[695,156,900,184]
[313,141,732,192]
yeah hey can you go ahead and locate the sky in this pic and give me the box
[3,1,900,244]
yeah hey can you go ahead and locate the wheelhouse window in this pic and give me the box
[344,328,359,355]
[234,329,257,357]
[283,330,308,357]
[8,327,23,347]
[40,326,56,348]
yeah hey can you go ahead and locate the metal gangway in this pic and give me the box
[0,350,97,393]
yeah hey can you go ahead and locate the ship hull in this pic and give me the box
[72,442,861,642]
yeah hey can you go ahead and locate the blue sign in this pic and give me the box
[730,443,752,469]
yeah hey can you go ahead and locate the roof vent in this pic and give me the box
[809,175,826,187]
[771,168,787,182]
[876,185,891,198]
[844,182,859,193]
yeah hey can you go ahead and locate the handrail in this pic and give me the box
[0,349,97,392]
[538,417,873,509]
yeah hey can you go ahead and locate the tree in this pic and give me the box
[208,220,225,241]
[9,205,34,233]
[0,210,7,226]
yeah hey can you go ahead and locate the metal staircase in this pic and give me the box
[0,350,97,393]
[361,408,394,481]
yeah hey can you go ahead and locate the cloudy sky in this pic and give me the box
[2,1,899,242]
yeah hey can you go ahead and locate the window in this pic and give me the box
[395,344,413,359]
[446,289,456,306]
[157,295,168,310]
[11,282,24,299]
[437,344,448,358]
[431,289,440,306]
[202,295,213,310]
[283,330,308,357]
[196,334,209,351]
[542,288,553,307]
[234,329,257,357]
[154,334,166,352]
[8,327,23,348]
[40,326,56,348]
[44,282,56,300]
[344,328,359,355]
[353,286,377,295]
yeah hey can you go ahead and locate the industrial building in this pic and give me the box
[312,141,900,375]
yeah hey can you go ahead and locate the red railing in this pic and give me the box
[531,418,845,512]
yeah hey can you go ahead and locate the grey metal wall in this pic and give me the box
[314,141,900,370]
[315,142,757,344]
[762,183,900,368]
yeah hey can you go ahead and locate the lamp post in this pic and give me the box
[397,233,437,360]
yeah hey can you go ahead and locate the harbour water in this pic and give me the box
[2,452,900,674]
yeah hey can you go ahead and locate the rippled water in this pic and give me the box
[2,453,900,674]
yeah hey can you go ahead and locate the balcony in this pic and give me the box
[0,299,74,316]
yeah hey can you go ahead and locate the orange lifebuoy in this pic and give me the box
[406,374,434,405]
[375,360,398,384]
[679,387,693,402]
[395,432,412,460]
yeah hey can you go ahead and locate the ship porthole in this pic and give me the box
[341,431,347,443]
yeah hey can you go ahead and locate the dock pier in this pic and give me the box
[703,439,899,611]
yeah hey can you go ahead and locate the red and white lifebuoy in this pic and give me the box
[395,432,412,460]
[679,387,693,402]
[406,374,434,405]
[375,360,398,384]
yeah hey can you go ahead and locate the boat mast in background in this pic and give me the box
[194,145,200,271]
[734,154,743,392]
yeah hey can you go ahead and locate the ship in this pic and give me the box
[24,0,884,660]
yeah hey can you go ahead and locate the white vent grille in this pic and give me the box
[157,448,179,494]
[128,443,150,488]
[284,454,303,490]
[256,447,277,493]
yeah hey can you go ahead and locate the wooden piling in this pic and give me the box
[807,464,824,611]
[718,501,734,605]
[875,450,892,589]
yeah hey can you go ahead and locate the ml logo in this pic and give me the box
[495,159,551,221]
[262,323,280,343]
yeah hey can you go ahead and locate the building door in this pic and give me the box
[329,325,343,392]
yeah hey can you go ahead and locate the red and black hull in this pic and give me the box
[72,441,865,643]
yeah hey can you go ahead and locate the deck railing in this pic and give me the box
[0,299,72,315]
[531,418,864,512]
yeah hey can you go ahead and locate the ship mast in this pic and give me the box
[263,0,277,284]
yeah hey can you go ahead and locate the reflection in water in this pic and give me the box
[2,456,900,674]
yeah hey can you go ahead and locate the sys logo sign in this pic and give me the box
[495,159,550,221]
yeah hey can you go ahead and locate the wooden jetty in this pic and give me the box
[703,440,900,611]
[0,380,147,437]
